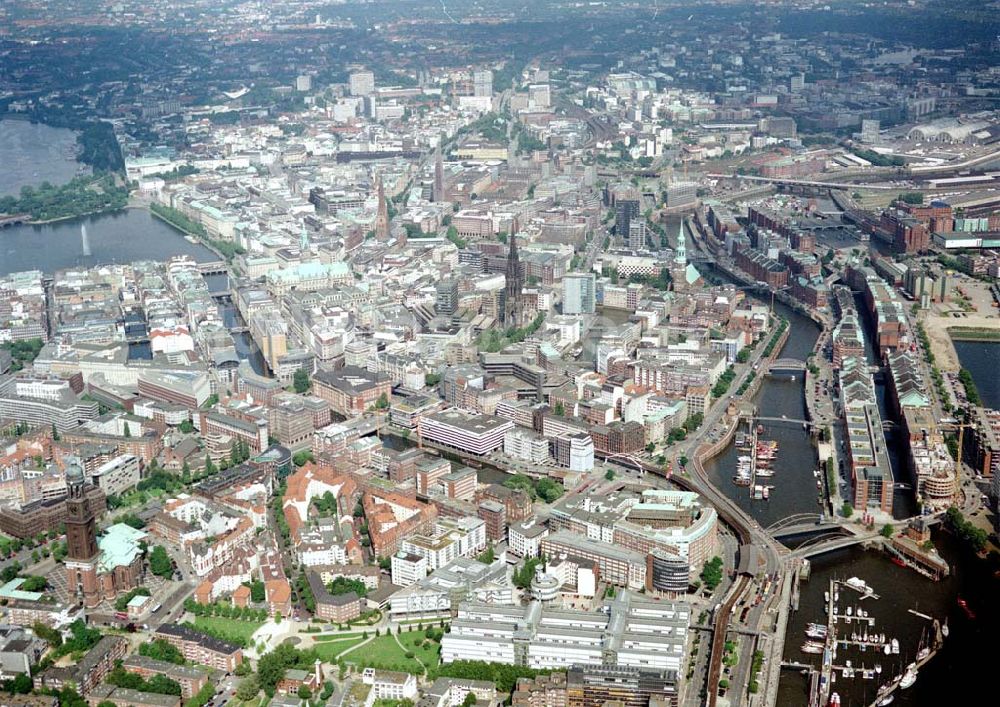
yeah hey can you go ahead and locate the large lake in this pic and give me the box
[0,208,217,276]
[0,119,87,197]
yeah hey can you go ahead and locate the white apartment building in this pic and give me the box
[361,669,418,701]
[90,454,141,497]
[391,552,429,587]
[400,517,486,571]
[503,429,550,464]
[508,520,549,558]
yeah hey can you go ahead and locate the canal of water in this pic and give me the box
[702,298,822,527]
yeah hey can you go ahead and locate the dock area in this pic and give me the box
[798,576,946,707]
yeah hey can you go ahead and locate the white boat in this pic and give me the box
[846,577,871,593]
[941,621,949,638]
[876,696,894,706]
[891,638,900,654]
[883,643,891,655]
[846,606,852,616]
[801,642,824,654]
[916,647,929,660]
[899,667,918,689]
[875,663,883,674]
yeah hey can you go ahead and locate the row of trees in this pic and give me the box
[957,368,982,406]
[182,598,270,623]
[711,366,737,399]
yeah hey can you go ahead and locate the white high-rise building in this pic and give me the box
[861,119,880,145]
[473,69,493,98]
[563,273,596,315]
[349,70,375,96]
[296,75,312,92]
[529,83,551,108]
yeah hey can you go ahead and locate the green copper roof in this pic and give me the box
[98,523,148,573]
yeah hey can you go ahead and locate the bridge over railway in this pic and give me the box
[787,530,879,560]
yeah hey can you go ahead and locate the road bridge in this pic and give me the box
[754,415,819,427]
[197,261,228,276]
[768,358,808,373]
[0,214,30,227]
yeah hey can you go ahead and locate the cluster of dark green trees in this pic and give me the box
[329,576,369,598]
[0,339,44,372]
[503,474,564,503]
[106,665,181,696]
[0,176,127,221]
[945,506,988,552]
[700,556,724,591]
[478,313,546,353]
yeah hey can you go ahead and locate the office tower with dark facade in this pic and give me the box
[615,200,640,243]
[436,279,460,315]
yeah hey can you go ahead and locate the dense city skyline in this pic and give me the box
[0,2,998,707]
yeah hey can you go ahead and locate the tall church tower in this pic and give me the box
[374,178,390,241]
[503,233,524,328]
[671,219,701,291]
[64,459,100,606]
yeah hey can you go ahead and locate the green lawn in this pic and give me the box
[313,637,367,660]
[398,630,441,668]
[193,616,263,645]
[340,634,423,674]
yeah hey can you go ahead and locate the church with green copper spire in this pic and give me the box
[671,219,703,291]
